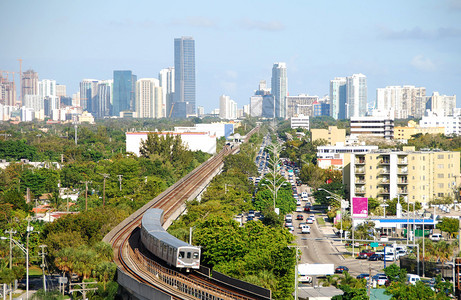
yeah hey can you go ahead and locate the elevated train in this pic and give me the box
[140,208,201,271]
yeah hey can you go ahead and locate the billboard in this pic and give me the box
[352,197,368,218]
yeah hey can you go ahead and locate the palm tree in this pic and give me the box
[320,275,340,287]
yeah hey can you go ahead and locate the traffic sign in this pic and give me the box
[370,242,379,247]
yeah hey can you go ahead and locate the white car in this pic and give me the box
[301,225,310,234]
[384,253,395,261]
[301,192,308,198]
[299,222,306,229]
[306,218,314,224]
[285,214,293,222]
[430,233,442,241]
[296,207,303,212]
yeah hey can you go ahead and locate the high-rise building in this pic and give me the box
[346,73,367,118]
[173,37,195,117]
[39,79,56,98]
[0,73,16,106]
[95,80,112,119]
[56,84,66,98]
[425,92,456,117]
[79,79,99,112]
[135,78,163,119]
[286,94,319,118]
[219,95,237,120]
[159,67,175,118]
[250,95,263,117]
[21,70,39,100]
[113,70,136,117]
[271,62,287,119]
[376,85,426,119]
[330,77,347,119]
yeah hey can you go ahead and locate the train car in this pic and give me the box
[141,208,200,270]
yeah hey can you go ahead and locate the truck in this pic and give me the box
[358,249,375,259]
[298,263,334,282]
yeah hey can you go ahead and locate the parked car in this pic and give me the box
[372,274,389,286]
[407,274,421,285]
[356,273,370,280]
[358,249,375,259]
[335,266,349,274]
[430,233,442,241]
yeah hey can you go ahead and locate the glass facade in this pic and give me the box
[174,37,195,117]
[113,70,135,116]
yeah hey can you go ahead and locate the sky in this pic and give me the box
[1,0,461,113]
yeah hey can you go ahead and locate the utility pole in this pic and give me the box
[367,264,371,297]
[39,245,47,292]
[117,175,123,191]
[101,174,110,207]
[81,181,91,211]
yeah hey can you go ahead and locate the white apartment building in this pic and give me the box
[219,95,237,119]
[250,95,263,117]
[317,144,378,169]
[346,73,367,118]
[376,85,426,119]
[425,92,456,117]
[419,112,461,136]
[286,94,319,118]
[135,78,163,119]
[290,114,309,130]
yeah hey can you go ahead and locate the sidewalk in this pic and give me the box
[317,213,348,261]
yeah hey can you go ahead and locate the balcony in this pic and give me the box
[378,189,390,194]
[379,179,390,185]
[398,189,408,194]
[355,188,366,194]
[355,158,365,165]
[379,168,390,175]
[355,167,365,174]
[398,158,408,165]
[355,179,365,184]
[380,160,390,165]
[398,178,408,184]
[398,168,408,174]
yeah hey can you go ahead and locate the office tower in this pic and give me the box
[113,70,136,116]
[271,62,287,119]
[95,80,112,119]
[219,95,237,119]
[79,79,99,112]
[250,96,263,117]
[376,85,426,119]
[39,79,56,98]
[22,70,39,100]
[330,77,347,119]
[72,92,80,107]
[135,78,163,119]
[173,36,195,117]
[286,94,319,118]
[197,106,204,117]
[159,67,175,118]
[346,73,367,118]
[262,95,275,118]
[425,92,456,117]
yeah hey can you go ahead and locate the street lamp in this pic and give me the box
[319,188,348,243]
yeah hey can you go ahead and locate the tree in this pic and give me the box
[436,217,459,238]
[386,280,437,299]
[384,264,407,283]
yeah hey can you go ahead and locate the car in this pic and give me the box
[380,234,389,242]
[301,225,310,234]
[285,221,293,227]
[396,249,407,259]
[356,273,370,280]
[358,249,375,259]
[301,192,308,198]
[335,266,349,274]
[430,233,442,241]
[306,218,314,224]
[297,214,304,220]
[299,222,306,229]
[285,214,293,222]
[372,274,389,286]
[247,216,254,221]
[287,225,295,232]
[368,253,383,261]
[407,274,421,285]
[248,210,255,218]
[297,200,302,206]
[384,253,395,261]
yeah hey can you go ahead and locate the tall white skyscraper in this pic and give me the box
[39,79,56,98]
[271,62,287,119]
[136,78,163,118]
[346,73,367,118]
[425,92,456,117]
[159,67,175,118]
[329,77,347,119]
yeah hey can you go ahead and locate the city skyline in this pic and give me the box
[1,0,460,113]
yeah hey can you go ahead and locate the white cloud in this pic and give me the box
[378,25,461,39]
[170,17,217,28]
[239,18,285,31]
[411,55,436,71]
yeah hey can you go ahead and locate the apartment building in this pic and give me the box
[345,146,460,205]
[290,114,310,130]
[394,120,444,140]
[350,116,394,140]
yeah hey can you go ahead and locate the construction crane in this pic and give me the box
[168,102,175,118]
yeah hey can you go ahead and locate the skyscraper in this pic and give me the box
[79,79,98,112]
[113,70,136,117]
[346,73,367,118]
[376,85,426,119]
[159,67,175,118]
[329,77,347,120]
[95,80,112,119]
[219,95,237,120]
[22,70,39,101]
[173,37,195,118]
[271,62,287,119]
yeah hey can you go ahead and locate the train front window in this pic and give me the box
[193,252,199,259]
[187,252,191,259]
[179,251,185,259]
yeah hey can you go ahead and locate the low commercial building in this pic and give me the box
[126,131,217,155]
[345,146,460,205]
[311,126,346,146]
[394,120,445,140]
[419,112,461,136]
[350,116,394,140]
[174,123,234,139]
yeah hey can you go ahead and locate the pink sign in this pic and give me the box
[352,197,368,218]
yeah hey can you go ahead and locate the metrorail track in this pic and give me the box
[106,127,261,300]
